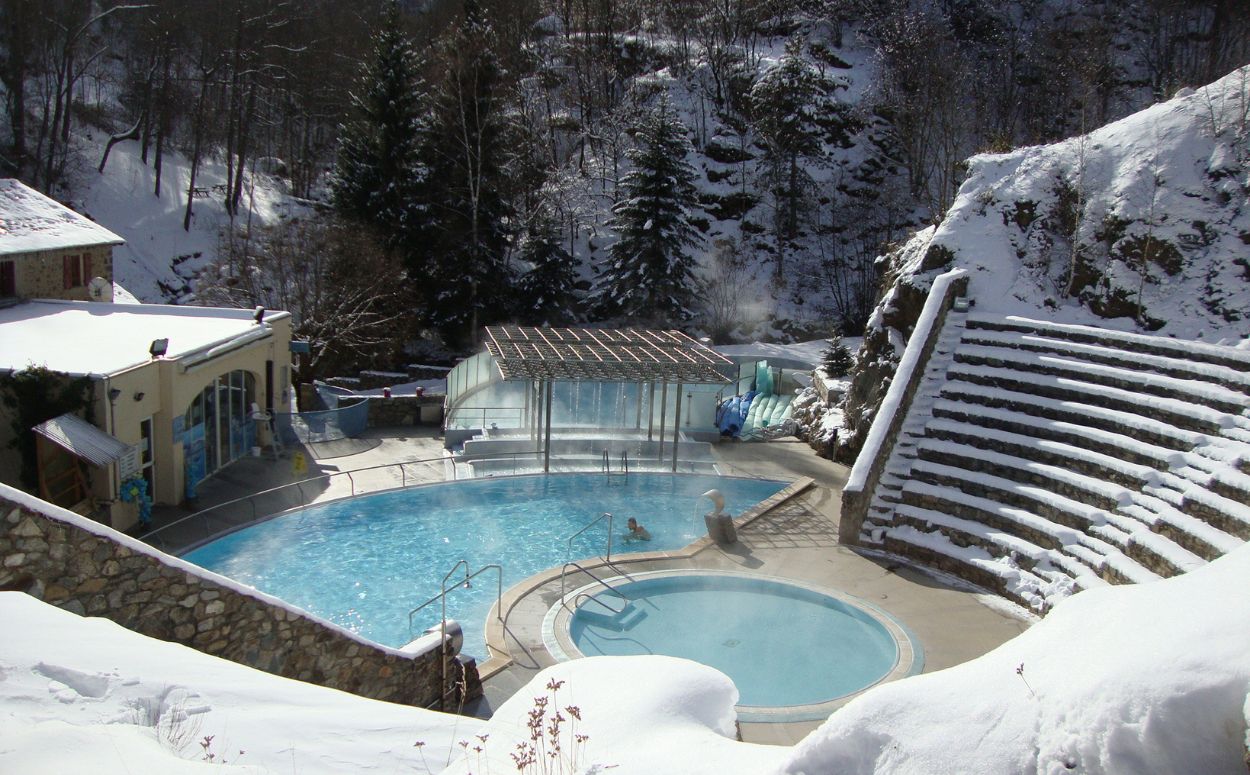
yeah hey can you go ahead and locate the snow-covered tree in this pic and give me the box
[749,37,846,275]
[821,333,854,377]
[593,96,703,324]
[330,0,427,236]
[419,0,516,347]
[517,208,580,326]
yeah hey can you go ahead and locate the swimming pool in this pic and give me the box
[183,473,787,658]
[550,571,921,718]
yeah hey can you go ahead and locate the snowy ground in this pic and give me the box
[4,544,1247,773]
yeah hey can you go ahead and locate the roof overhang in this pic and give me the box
[32,413,129,467]
[484,326,733,384]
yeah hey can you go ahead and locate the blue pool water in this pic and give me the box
[184,473,786,658]
[568,574,900,707]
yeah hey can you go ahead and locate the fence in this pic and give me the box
[272,396,371,445]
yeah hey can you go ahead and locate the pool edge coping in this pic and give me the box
[477,475,815,680]
[539,568,924,723]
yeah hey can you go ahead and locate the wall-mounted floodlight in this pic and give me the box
[149,338,169,359]
[107,388,121,402]
[133,391,145,402]
[254,306,265,324]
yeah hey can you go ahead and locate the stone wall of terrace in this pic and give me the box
[0,490,480,708]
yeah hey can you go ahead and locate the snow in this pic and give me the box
[5,529,1250,772]
[0,592,476,774]
[847,269,966,492]
[781,544,1250,775]
[715,338,835,368]
[0,299,288,376]
[0,178,123,255]
[922,67,1250,344]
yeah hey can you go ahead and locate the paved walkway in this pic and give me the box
[142,427,1033,746]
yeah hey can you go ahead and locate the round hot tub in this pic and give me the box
[546,571,922,721]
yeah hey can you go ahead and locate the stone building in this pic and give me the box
[0,179,123,302]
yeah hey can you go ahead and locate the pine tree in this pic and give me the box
[593,97,703,324]
[330,0,426,236]
[749,37,846,276]
[822,333,854,377]
[517,209,580,326]
[419,0,516,347]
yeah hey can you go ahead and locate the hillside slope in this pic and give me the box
[835,66,1250,461]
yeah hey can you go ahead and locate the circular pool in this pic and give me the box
[547,571,921,720]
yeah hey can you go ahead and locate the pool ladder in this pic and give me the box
[560,560,629,615]
[406,560,503,711]
[601,449,630,477]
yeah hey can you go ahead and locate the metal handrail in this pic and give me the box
[566,511,614,562]
[405,560,502,712]
[560,560,626,613]
[620,450,630,475]
[573,590,626,615]
[406,561,504,636]
[601,449,610,474]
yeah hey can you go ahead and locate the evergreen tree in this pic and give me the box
[330,0,427,237]
[749,37,846,276]
[593,97,703,324]
[517,209,580,326]
[821,333,854,377]
[419,0,515,347]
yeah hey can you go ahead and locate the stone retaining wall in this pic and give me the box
[367,395,444,427]
[0,491,480,708]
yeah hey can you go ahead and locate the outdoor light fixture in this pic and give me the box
[133,391,145,402]
[149,338,168,359]
[108,388,121,402]
[254,306,265,324]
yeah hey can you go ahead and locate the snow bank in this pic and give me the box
[781,543,1250,775]
[437,656,787,775]
[0,593,477,774]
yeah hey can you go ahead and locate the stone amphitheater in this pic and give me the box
[842,297,1250,613]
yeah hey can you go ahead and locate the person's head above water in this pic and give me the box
[627,517,639,529]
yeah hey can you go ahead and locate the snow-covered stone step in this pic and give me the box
[894,504,1052,563]
[927,406,1184,471]
[1120,495,1245,561]
[909,458,1117,530]
[917,431,1158,495]
[1123,529,1205,577]
[963,314,1250,373]
[882,526,1066,611]
[946,364,1239,435]
[952,344,1250,414]
[938,380,1207,451]
[960,329,1250,393]
[1173,483,1250,540]
[901,479,1084,551]
[1100,550,1165,586]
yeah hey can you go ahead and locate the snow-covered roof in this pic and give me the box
[0,299,289,377]
[0,179,124,256]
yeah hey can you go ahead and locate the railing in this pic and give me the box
[406,560,502,711]
[620,450,630,475]
[574,589,627,615]
[143,456,455,553]
[601,449,610,474]
[272,396,371,445]
[560,560,627,614]
[566,512,614,562]
[444,406,526,431]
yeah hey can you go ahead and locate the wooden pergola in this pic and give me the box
[483,326,732,472]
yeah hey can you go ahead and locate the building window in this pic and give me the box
[0,261,14,297]
[62,253,92,289]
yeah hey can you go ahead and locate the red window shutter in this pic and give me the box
[83,253,92,281]
[63,255,72,289]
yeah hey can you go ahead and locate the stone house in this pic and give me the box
[0,178,123,302]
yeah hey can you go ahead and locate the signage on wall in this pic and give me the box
[119,445,141,480]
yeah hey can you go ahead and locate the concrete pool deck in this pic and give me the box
[147,427,1034,746]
